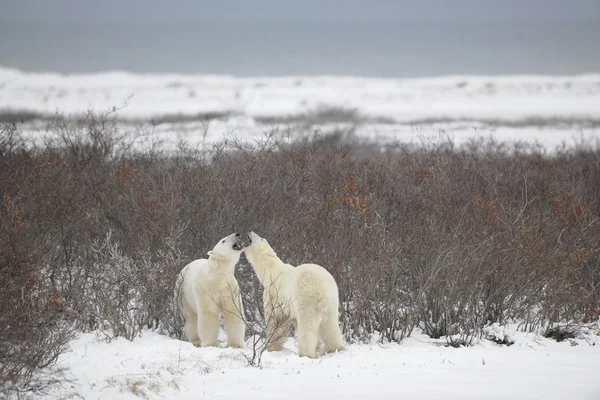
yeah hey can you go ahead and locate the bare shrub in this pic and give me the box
[211,271,294,367]
[544,325,579,342]
[243,289,295,367]
[2,109,599,393]
[0,125,74,396]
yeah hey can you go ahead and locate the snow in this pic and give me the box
[5,67,600,398]
[2,66,600,122]
[2,66,599,151]
[143,120,599,152]
[39,327,600,400]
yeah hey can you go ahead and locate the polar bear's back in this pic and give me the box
[293,263,339,317]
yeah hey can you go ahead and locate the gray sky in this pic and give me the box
[2,0,600,22]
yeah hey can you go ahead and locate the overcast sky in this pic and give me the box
[2,0,600,22]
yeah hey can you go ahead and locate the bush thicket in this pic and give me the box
[1,113,599,392]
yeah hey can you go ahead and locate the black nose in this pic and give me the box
[235,232,240,237]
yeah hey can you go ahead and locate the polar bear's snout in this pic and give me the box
[232,232,244,250]
[246,231,264,245]
[219,232,244,251]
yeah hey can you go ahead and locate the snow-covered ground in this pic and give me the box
[2,66,599,151]
[38,326,600,400]
[140,119,600,152]
[5,68,600,398]
[2,67,600,122]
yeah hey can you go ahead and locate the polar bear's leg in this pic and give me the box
[222,295,246,348]
[320,311,346,354]
[265,308,290,351]
[197,307,220,347]
[296,316,319,359]
[182,301,200,346]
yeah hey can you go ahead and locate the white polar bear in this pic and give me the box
[243,231,346,358]
[176,232,245,348]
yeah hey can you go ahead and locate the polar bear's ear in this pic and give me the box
[266,249,277,257]
[207,251,224,262]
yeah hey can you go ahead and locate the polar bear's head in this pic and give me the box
[207,232,244,265]
[242,231,277,265]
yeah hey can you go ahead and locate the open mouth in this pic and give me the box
[232,233,244,250]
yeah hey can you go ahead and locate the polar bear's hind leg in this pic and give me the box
[320,311,346,354]
[296,316,319,359]
[182,301,200,346]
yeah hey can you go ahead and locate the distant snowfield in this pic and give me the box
[2,67,599,150]
[2,67,600,122]
[39,326,600,400]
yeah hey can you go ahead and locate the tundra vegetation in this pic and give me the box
[1,111,599,395]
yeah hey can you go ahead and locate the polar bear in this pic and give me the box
[176,232,245,348]
[243,231,346,358]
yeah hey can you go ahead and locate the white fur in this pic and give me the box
[176,233,245,348]
[243,232,346,358]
